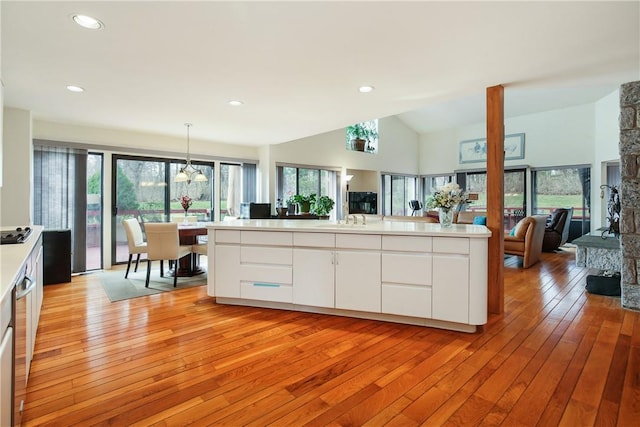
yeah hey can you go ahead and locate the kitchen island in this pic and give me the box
[206,219,491,333]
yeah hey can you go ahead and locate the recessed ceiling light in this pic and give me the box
[228,100,244,107]
[72,14,104,30]
[359,85,375,93]
[66,85,85,93]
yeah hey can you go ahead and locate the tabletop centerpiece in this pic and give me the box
[180,195,193,223]
[426,182,469,227]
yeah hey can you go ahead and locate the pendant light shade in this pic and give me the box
[175,123,208,183]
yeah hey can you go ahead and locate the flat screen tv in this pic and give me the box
[348,192,377,214]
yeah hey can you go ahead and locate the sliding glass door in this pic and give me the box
[112,155,214,264]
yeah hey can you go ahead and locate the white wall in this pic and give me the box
[593,89,622,229]
[1,108,32,227]
[419,103,596,174]
[266,115,419,206]
[34,120,260,161]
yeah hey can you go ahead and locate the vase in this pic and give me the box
[439,208,454,227]
[184,211,189,224]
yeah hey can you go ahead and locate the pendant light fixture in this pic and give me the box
[175,123,207,183]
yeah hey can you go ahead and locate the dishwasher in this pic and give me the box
[14,273,35,426]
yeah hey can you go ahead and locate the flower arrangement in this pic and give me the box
[426,182,469,211]
[180,195,192,212]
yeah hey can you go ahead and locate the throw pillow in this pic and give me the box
[509,227,516,236]
[473,216,487,225]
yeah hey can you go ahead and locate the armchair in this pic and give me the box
[542,208,573,252]
[504,215,547,268]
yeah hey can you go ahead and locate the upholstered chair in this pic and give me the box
[122,218,147,278]
[504,215,547,268]
[542,208,573,252]
[143,222,193,287]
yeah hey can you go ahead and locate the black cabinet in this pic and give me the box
[42,229,71,284]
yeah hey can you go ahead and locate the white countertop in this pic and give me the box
[0,226,43,303]
[206,219,491,238]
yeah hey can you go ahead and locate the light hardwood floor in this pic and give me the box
[23,248,640,426]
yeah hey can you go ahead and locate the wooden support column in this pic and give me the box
[486,85,505,314]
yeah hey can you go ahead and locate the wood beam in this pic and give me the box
[486,85,505,314]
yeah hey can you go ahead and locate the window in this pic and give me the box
[456,168,526,231]
[422,174,453,208]
[276,165,339,218]
[381,174,417,216]
[532,165,590,240]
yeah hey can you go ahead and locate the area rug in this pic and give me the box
[98,266,206,302]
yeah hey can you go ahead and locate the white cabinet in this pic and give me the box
[432,254,469,323]
[214,230,293,303]
[335,250,381,312]
[0,327,11,427]
[209,223,488,331]
[292,248,335,308]
[381,235,433,318]
[26,241,43,374]
[334,234,381,313]
[214,245,240,297]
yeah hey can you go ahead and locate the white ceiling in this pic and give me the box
[2,1,639,146]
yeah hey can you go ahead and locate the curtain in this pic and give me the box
[33,143,88,273]
[242,163,257,203]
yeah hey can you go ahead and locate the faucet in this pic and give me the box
[361,214,366,225]
[345,214,357,224]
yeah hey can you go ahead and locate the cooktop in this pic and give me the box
[0,227,32,245]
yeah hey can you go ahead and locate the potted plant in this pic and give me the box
[285,195,297,215]
[312,195,335,218]
[292,193,316,214]
[346,121,379,152]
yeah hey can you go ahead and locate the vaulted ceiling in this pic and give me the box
[3,1,639,146]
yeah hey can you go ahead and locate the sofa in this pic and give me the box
[383,215,438,223]
[423,210,488,224]
[455,211,487,224]
[504,215,547,268]
[542,208,573,252]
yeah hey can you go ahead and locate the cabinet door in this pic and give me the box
[293,249,335,308]
[432,255,469,323]
[214,245,241,297]
[0,328,12,427]
[335,251,381,313]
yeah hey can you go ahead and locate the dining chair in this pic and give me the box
[191,240,208,271]
[144,222,193,287]
[122,218,147,278]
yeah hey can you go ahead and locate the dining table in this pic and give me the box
[176,222,210,277]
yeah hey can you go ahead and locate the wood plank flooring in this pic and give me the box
[22,248,640,426]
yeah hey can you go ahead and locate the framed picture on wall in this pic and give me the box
[459,133,525,164]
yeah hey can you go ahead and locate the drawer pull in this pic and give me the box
[253,283,280,288]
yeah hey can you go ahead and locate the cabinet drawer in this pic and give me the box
[241,231,293,246]
[382,235,432,252]
[382,284,432,318]
[240,264,292,285]
[382,253,432,285]
[433,237,469,254]
[215,230,240,244]
[241,246,292,265]
[241,281,293,303]
[336,233,381,250]
[293,232,335,248]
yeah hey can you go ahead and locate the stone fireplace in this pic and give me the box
[620,81,640,310]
